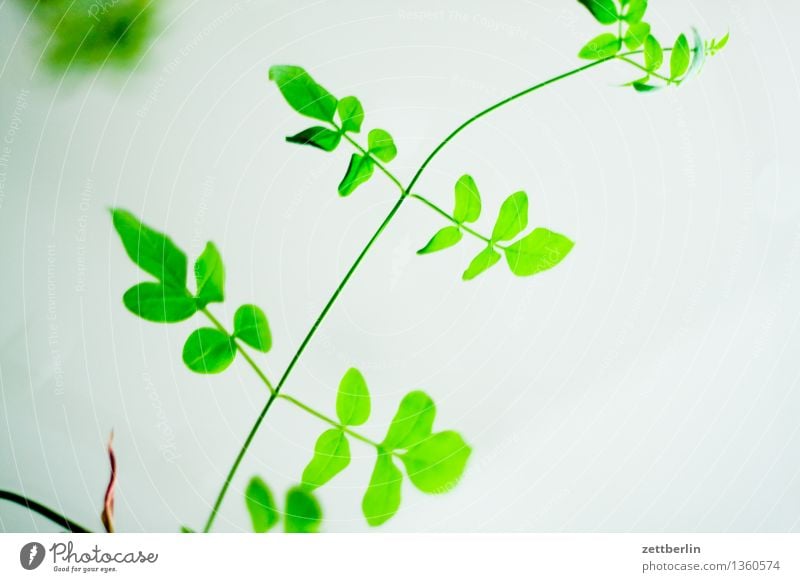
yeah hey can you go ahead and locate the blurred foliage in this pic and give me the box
[28,0,156,72]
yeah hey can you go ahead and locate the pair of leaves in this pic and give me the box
[182,304,272,374]
[112,209,227,322]
[270,64,398,197]
[245,477,322,533]
[577,0,646,26]
[631,29,709,92]
[417,176,574,281]
[363,390,471,526]
[301,369,370,489]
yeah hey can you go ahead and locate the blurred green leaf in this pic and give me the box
[383,391,436,450]
[632,81,661,92]
[111,209,187,290]
[712,32,730,53]
[453,174,481,224]
[578,33,621,60]
[491,191,528,242]
[623,22,651,50]
[233,304,272,353]
[367,129,397,163]
[685,28,706,80]
[123,282,196,323]
[670,33,691,80]
[623,0,647,24]
[179,526,195,533]
[338,154,374,196]
[417,226,462,255]
[285,486,322,533]
[194,242,224,307]
[337,96,364,133]
[462,246,501,281]
[576,0,618,25]
[336,368,371,426]
[399,431,471,494]
[182,328,236,374]
[362,453,402,527]
[269,65,337,122]
[504,228,574,277]
[644,34,664,71]
[286,127,341,152]
[245,476,279,533]
[302,429,351,490]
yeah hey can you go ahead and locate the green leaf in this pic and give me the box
[576,0,618,25]
[623,21,651,50]
[623,0,647,24]
[302,429,351,489]
[417,226,462,255]
[578,33,622,60]
[286,127,341,152]
[285,486,322,533]
[362,453,402,527]
[268,65,337,123]
[670,33,691,80]
[367,129,397,163]
[245,476,279,533]
[453,174,481,224]
[632,81,662,93]
[337,96,364,133]
[233,304,272,353]
[713,32,729,53]
[194,242,224,307]
[338,153,374,196]
[644,34,663,71]
[462,246,502,281]
[123,282,197,323]
[491,191,528,242]
[336,367,371,426]
[182,327,237,374]
[383,391,436,450]
[685,28,706,80]
[504,228,574,277]
[110,209,188,290]
[399,431,471,494]
[179,526,195,533]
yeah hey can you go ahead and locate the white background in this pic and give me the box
[1,0,799,532]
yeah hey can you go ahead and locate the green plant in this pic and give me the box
[1,0,726,533]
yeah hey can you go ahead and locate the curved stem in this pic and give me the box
[0,490,91,533]
[203,51,658,531]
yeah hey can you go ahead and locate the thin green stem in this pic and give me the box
[278,394,381,449]
[615,55,673,83]
[339,131,405,192]
[0,490,91,533]
[203,50,666,531]
[408,193,495,245]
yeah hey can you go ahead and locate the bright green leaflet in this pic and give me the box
[336,368,371,426]
[284,487,322,533]
[670,33,691,79]
[491,191,529,242]
[362,453,403,526]
[462,246,502,281]
[577,0,618,25]
[367,129,397,163]
[268,65,337,122]
[624,0,647,24]
[194,242,224,307]
[644,34,663,71]
[504,228,574,277]
[453,174,481,224]
[245,477,279,533]
[578,33,622,60]
[417,226,462,255]
[233,304,272,352]
[182,328,237,374]
[111,208,187,290]
[301,429,351,489]
[123,282,196,323]
[286,127,342,152]
[382,391,436,450]
[399,431,471,494]
[337,96,364,133]
[624,22,651,50]
[338,153,374,196]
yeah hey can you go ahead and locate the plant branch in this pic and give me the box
[0,490,91,533]
[278,394,382,449]
[615,55,673,83]
[408,193,494,245]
